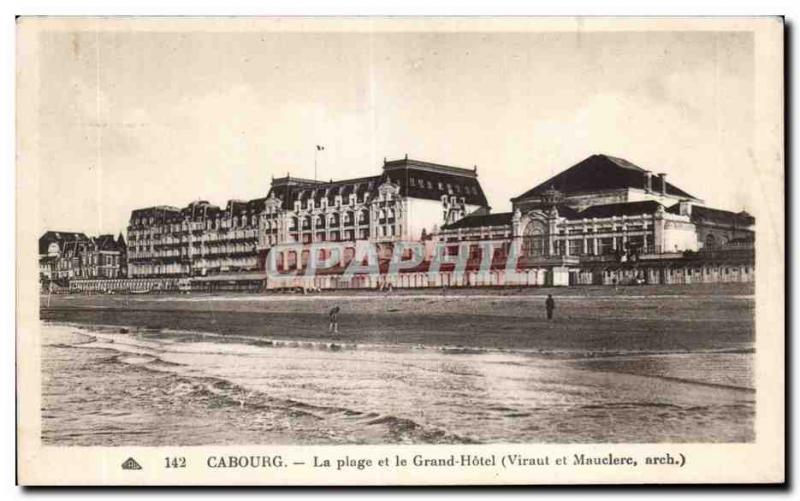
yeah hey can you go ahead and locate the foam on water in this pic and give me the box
[40,322,755,444]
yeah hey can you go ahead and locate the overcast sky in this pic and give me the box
[36,26,755,236]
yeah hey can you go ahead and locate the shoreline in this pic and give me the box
[40,285,755,356]
[43,319,755,363]
[40,321,755,445]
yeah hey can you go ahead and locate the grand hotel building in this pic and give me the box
[126,156,489,280]
[120,153,753,289]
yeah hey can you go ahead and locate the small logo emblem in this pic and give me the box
[122,457,142,470]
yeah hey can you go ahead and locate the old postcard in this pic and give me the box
[16,16,784,485]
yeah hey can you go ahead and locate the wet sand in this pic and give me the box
[39,284,754,445]
[41,283,754,355]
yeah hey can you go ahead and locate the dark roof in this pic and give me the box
[39,231,89,254]
[441,212,513,230]
[554,204,581,219]
[388,160,488,206]
[92,234,123,252]
[567,200,664,220]
[39,231,128,256]
[267,175,383,210]
[667,204,756,227]
[130,206,183,224]
[512,154,698,201]
[130,195,268,224]
[266,157,490,210]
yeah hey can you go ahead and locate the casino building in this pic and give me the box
[436,154,755,286]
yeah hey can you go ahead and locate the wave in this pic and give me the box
[99,336,472,444]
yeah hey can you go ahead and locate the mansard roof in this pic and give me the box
[569,200,665,220]
[130,196,269,224]
[39,231,89,254]
[267,157,489,210]
[130,205,184,224]
[92,234,120,251]
[267,175,383,210]
[667,203,755,227]
[512,154,698,201]
[388,159,488,206]
[441,212,513,230]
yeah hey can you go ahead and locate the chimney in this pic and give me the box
[644,171,653,192]
[658,173,667,196]
[679,200,692,216]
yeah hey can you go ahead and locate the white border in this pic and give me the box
[4,0,795,498]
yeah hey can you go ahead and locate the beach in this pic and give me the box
[39,284,755,445]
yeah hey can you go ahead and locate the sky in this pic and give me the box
[35,24,756,236]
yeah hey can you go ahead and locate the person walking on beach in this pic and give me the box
[328,306,340,334]
[545,294,555,321]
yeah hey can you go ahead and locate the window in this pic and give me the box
[568,239,583,256]
[522,220,547,257]
[598,237,614,255]
[409,178,416,187]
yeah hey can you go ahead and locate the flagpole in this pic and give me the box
[314,147,318,182]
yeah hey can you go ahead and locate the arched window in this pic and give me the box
[522,219,548,257]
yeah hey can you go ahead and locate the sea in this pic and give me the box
[40,322,754,446]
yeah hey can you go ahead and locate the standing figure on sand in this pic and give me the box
[545,294,555,321]
[328,306,340,334]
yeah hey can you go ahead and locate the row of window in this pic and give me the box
[523,235,655,257]
[130,214,259,231]
[562,224,649,235]
[408,178,479,196]
[293,194,372,211]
